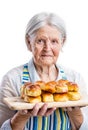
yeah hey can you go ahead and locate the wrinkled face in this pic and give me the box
[28,25,63,66]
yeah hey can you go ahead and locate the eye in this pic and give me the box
[51,39,59,44]
[37,39,46,44]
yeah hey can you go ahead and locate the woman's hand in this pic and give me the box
[63,107,83,130]
[19,103,56,117]
[11,103,56,130]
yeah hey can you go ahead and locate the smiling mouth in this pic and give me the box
[41,55,52,57]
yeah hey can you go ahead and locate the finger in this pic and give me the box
[38,103,48,116]
[19,109,28,115]
[30,103,40,116]
[72,106,80,110]
[45,107,56,116]
[66,107,73,111]
[62,107,67,111]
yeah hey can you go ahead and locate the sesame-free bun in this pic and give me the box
[35,81,45,89]
[55,79,68,93]
[66,82,79,92]
[20,82,32,98]
[54,93,68,102]
[25,84,41,97]
[42,81,56,93]
[42,92,54,102]
[57,79,69,84]
[20,85,26,99]
[68,92,81,101]
[24,95,41,103]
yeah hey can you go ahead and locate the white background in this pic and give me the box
[0,0,88,91]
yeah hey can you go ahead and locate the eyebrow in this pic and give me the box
[35,35,59,40]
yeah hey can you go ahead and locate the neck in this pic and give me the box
[34,63,58,82]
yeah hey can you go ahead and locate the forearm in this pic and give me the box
[67,108,83,130]
[11,112,30,130]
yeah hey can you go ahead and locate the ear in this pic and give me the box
[60,36,66,52]
[61,36,66,46]
[25,35,32,51]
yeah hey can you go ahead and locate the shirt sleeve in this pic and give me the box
[1,119,12,130]
[1,119,29,130]
[64,67,88,130]
[0,74,18,127]
[74,72,88,94]
[74,73,88,129]
[79,107,88,130]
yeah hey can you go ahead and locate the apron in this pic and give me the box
[22,64,71,130]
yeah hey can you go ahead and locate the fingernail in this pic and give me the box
[24,110,28,114]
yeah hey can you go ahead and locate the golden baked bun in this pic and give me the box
[54,93,68,102]
[68,92,81,101]
[55,79,68,93]
[57,79,69,84]
[35,81,45,89]
[41,81,56,93]
[66,82,79,92]
[42,81,56,93]
[24,95,41,103]
[55,84,68,93]
[42,92,54,102]
[20,82,32,98]
[20,86,25,99]
[25,84,41,97]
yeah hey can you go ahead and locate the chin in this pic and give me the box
[34,58,56,66]
[41,60,55,66]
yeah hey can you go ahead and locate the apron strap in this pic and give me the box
[59,66,67,80]
[22,63,30,85]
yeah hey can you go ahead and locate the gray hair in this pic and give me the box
[25,12,66,45]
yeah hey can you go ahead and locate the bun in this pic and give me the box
[55,85,68,93]
[68,92,81,101]
[66,82,79,92]
[20,85,25,99]
[55,79,68,93]
[42,92,54,102]
[20,82,32,98]
[42,81,56,93]
[57,79,69,84]
[35,81,45,89]
[25,84,41,97]
[24,95,41,103]
[54,93,68,102]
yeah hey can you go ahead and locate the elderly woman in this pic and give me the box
[0,12,88,130]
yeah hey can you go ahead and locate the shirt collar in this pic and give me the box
[28,58,65,82]
[28,58,40,82]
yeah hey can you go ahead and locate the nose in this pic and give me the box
[43,40,51,50]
